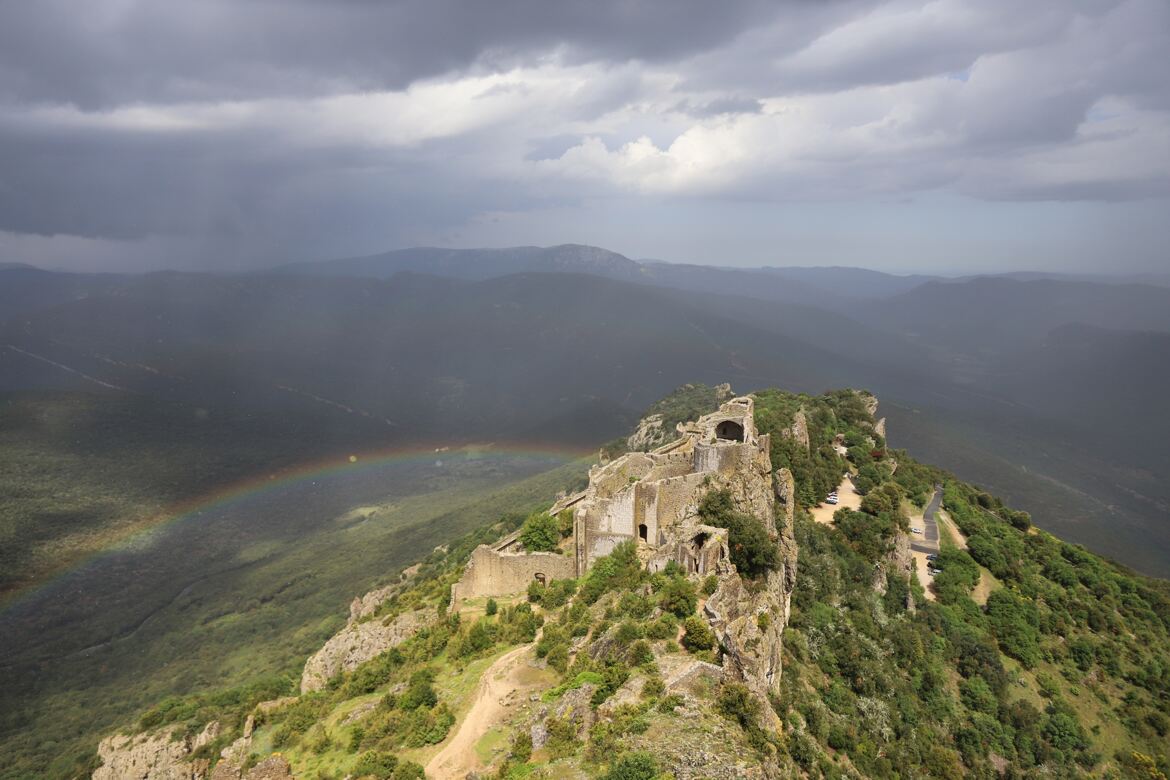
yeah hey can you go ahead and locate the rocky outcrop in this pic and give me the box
[857,391,879,418]
[783,409,811,452]
[210,756,294,780]
[530,684,597,748]
[873,529,914,608]
[874,417,887,440]
[772,468,799,626]
[300,607,434,692]
[702,461,798,728]
[626,413,667,452]
[93,721,219,780]
[348,585,396,623]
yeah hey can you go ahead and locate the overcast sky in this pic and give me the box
[0,0,1167,273]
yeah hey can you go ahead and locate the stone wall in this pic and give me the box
[451,544,576,602]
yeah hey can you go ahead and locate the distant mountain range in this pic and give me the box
[4,244,1169,575]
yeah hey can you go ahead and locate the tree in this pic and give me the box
[681,615,716,653]
[519,512,560,552]
[697,490,778,579]
[986,590,1041,668]
[657,576,697,618]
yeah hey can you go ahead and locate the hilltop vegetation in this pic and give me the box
[58,387,1169,780]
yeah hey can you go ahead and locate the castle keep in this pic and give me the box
[453,396,776,599]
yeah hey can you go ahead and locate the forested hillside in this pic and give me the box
[57,387,1169,780]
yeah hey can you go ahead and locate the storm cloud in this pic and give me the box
[0,0,1166,272]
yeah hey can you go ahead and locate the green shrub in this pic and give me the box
[485,598,498,616]
[351,751,397,779]
[510,731,533,763]
[398,670,438,711]
[603,751,658,780]
[697,490,778,578]
[579,543,645,603]
[657,576,697,618]
[681,616,716,654]
[644,613,678,640]
[641,676,665,699]
[986,590,1041,668]
[519,512,561,552]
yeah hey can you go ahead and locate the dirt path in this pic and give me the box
[810,474,861,525]
[425,642,537,779]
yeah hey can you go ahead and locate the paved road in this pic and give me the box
[910,485,943,554]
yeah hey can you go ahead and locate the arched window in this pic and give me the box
[638,523,648,542]
[716,420,745,442]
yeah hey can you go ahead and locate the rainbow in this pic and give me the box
[2,441,592,612]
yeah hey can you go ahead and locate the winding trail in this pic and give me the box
[425,641,538,779]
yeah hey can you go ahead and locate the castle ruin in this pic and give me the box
[453,395,776,600]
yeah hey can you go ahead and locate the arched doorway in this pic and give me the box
[716,420,745,442]
[638,523,648,542]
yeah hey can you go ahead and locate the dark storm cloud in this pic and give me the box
[0,0,790,108]
[0,0,1166,272]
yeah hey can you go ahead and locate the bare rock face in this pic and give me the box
[208,754,294,780]
[93,722,219,780]
[704,570,784,721]
[300,607,433,692]
[626,413,667,452]
[857,390,880,419]
[772,468,800,627]
[782,409,811,452]
[530,684,597,748]
[348,585,396,624]
[241,757,294,780]
[701,462,798,727]
[873,529,914,607]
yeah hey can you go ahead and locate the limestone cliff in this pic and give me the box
[93,722,219,780]
[625,413,667,452]
[300,606,434,693]
[702,466,798,723]
[781,409,811,452]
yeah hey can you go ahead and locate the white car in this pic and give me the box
[911,527,923,534]
[826,495,839,505]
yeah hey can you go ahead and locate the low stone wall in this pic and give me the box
[451,544,576,601]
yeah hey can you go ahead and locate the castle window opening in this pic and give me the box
[716,420,745,442]
[638,523,648,542]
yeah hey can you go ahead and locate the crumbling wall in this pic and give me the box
[451,545,575,601]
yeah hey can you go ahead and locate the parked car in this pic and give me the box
[826,495,839,505]
[926,553,938,561]
[911,527,923,534]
